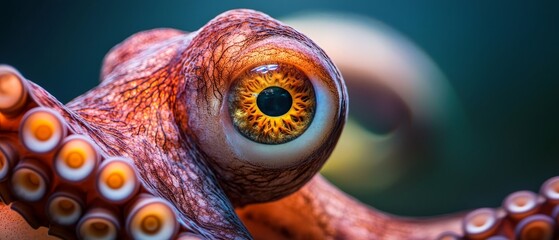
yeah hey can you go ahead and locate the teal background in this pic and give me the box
[1,1,558,216]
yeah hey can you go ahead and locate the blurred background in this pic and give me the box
[1,0,558,217]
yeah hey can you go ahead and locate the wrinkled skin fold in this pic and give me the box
[1,9,558,240]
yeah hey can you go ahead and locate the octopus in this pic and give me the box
[0,9,558,240]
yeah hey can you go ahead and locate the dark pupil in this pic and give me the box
[256,86,292,117]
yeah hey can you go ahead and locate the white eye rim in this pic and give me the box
[221,71,337,168]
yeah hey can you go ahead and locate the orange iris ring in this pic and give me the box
[229,63,315,144]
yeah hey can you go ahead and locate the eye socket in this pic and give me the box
[216,50,340,168]
[228,63,316,144]
[188,35,344,169]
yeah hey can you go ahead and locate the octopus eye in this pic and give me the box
[213,51,340,168]
[228,63,315,144]
[192,32,344,172]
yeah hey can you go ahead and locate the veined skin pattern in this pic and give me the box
[0,9,558,240]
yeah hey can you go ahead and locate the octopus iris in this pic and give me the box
[0,9,558,240]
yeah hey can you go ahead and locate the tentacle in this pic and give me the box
[3,9,558,240]
[237,175,463,239]
[3,10,345,239]
[68,28,253,238]
[0,17,254,238]
[238,175,559,240]
[0,66,197,239]
[435,176,559,239]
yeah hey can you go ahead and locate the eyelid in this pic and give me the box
[230,36,339,92]
[221,41,342,167]
[194,34,345,169]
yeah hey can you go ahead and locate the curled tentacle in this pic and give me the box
[237,175,463,239]
[2,8,559,240]
[0,69,190,238]
[437,176,559,239]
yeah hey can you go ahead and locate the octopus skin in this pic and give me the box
[0,9,558,240]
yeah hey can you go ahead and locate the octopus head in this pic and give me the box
[176,10,348,206]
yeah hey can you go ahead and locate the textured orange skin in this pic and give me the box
[0,9,506,240]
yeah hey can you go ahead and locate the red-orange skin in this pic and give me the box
[0,9,468,239]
